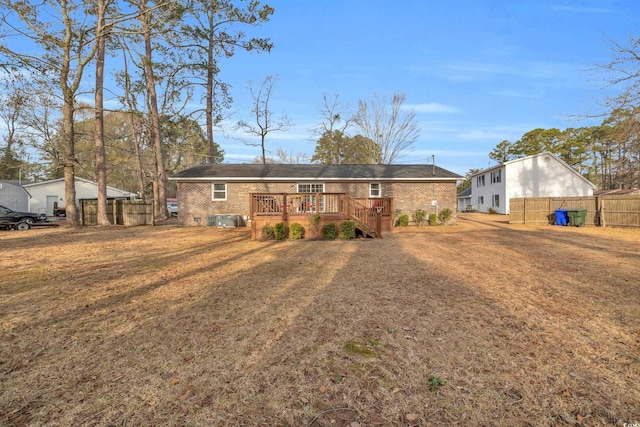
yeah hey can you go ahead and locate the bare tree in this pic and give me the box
[353,92,419,164]
[311,93,353,164]
[598,36,640,188]
[236,75,292,164]
[600,35,640,109]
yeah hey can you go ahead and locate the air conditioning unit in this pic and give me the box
[206,214,244,228]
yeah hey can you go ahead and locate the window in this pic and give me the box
[491,170,502,184]
[478,196,484,205]
[476,175,485,187]
[369,183,381,197]
[492,194,500,208]
[212,183,227,200]
[297,183,324,193]
[297,183,324,212]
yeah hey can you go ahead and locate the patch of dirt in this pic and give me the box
[1,218,639,426]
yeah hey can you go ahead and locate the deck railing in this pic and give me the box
[250,193,347,217]
[251,193,392,216]
[250,193,392,237]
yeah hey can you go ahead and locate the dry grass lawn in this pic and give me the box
[1,214,639,426]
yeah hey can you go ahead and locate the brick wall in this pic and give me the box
[177,180,457,226]
[384,181,457,219]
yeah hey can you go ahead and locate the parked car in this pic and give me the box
[0,205,48,224]
[167,201,178,216]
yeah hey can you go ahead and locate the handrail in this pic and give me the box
[250,193,390,237]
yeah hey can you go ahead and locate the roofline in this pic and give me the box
[469,152,597,189]
[169,176,460,182]
[22,176,134,194]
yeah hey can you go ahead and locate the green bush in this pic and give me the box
[398,214,409,227]
[322,223,337,240]
[393,209,402,225]
[289,223,304,240]
[338,221,356,240]
[438,208,453,224]
[274,222,288,240]
[310,214,321,228]
[261,223,275,240]
[428,214,437,226]
[412,209,427,226]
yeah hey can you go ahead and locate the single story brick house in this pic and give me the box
[170,163,461,237]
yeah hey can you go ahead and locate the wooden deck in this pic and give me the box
[250,193,393,239]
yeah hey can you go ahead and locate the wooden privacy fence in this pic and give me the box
[81,199,154,226]
[510,195,640,227]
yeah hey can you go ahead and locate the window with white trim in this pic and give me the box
[297,183,324,212]
[492,194,500,208]
[212,183,227,200]
[297,183,324,193]
[369,182,381,197]
[478,196,484,205]
[476,175,485,187]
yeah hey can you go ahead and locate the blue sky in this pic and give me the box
[212,0,638,175]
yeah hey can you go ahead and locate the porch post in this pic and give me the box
[282,193,288,220]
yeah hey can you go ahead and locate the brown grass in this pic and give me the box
[1,215,639,426]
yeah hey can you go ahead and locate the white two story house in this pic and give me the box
[469,152,597,214]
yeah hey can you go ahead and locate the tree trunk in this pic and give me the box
[60,9,78,226]
[141,0,168,220]
[94,0,111,225]
[205,9,215,164]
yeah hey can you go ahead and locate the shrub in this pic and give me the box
[428,214,438,226]
[309,214,321,238]
[488,207,497,214]
[274,222,288,240]
[393,208,403,225]
[338,221,356,240]
[310,214,321,228]
[412,209,427,226]
[261,223,275,240]
[289,223,304,240]
[322,223,337,240]
[438,208,453,224]
[398,214,409,227]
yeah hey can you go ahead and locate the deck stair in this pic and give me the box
[347,196,380,238]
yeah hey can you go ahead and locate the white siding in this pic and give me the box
[469,153,596,215]
[504,154,594,213]
[0,181,29,211]
[24,178,133,215]
[472,167,507,214]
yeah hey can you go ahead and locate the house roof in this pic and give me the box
[22,177,134,195]
[457,186,472,198]
[469,152,597,190]
[171,163,462,181]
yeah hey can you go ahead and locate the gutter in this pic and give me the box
[168,176,460,182]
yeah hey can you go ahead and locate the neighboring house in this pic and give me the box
[170,163,462,230]
[22,177,135,216]
[457,186,472,212]
[469,152,597,214]
[0,180,30,211]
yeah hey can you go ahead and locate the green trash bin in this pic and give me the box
[566,209,587,227]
